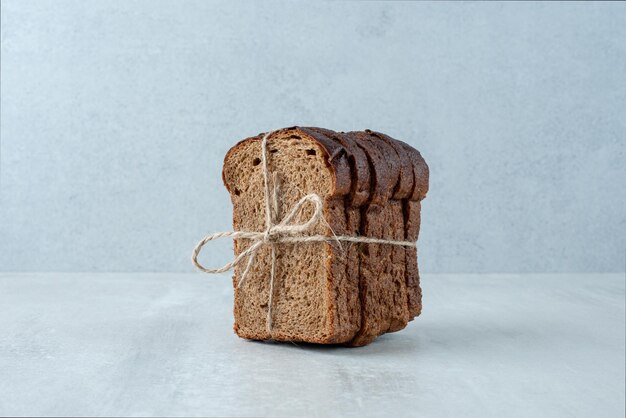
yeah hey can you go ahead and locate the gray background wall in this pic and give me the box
[1,0,625,273]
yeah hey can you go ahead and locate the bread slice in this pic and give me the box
[397,140,429,318]
[346,131,409,346]
[366,130,420,320]
[306,128,372,340]
[364,131,411,333]
[222,127,360,343]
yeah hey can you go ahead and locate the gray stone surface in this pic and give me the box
[1,272,624,417]
[1,1,625,273]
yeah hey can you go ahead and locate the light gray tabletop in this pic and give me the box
[1,273,624,417]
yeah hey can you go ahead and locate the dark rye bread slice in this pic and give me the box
[358,129,413,332]
[306,127,372,338]
[222,127,360,343]
[366,130,420,320]
[347,131,409,347]
[397,140,429,318]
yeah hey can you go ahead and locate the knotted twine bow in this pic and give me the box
[192,131,417,334]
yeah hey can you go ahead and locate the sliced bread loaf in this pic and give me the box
[219,127,428,346]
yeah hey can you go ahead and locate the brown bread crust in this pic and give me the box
[307,128,371,207]
[366,130,414,200]
[396,140,429,202]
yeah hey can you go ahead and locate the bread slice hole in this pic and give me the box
[252,157,261,166]
[306,149,316,156]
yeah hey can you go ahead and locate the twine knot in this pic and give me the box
[262,230,273,244]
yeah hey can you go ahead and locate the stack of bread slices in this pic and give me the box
[222,127,428,346]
